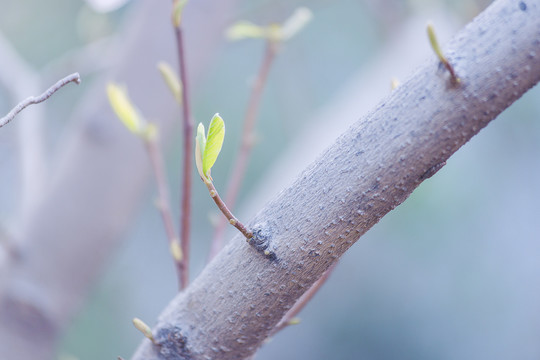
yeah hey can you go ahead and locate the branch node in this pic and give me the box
[154,326,192,359]
[248,224,277,260]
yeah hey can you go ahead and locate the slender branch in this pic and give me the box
[0,73,81,128]
[272,262,337,335]
[174,20,194,290]
[204,179,252,240]
[208,41,277,260]
[144,136,183,290]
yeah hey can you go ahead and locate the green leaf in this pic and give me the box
[157,62,182,104]
[195,123,206,179]
[202,113,225,178]
[427,22,445,63]
[132,318,154,342]
[172,0,189,28]
[196,122,206,156]
[106,83,144,135]
[226,21,265,40]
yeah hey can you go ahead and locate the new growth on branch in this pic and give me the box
[195,114,253,240]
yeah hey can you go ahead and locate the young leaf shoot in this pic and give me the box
[202,113,225,179]
[157,62,182,104]
[209,8,313,260]
[196,114,253,239]
[107,83,145,135]
[195,123,206,180]
[427,22,460,85]
[225,7,312,44]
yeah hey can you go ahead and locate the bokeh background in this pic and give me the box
[1,0,539,359]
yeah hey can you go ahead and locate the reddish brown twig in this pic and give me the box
[203,178,253,240]
[144,136,183,290]
[173,16,193,290]
[208,41,277,260]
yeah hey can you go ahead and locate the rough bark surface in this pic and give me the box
[132,0,540,359]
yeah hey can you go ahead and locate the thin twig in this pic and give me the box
[204,179,252,240]
[208,41,277,260]
[271,262,337,335]
[145,137,183,290]
[0,72,81,128]
[174,22,194,290]
[441,57,460,86]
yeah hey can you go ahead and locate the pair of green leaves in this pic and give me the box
[196,114,225,182]
[226,7,312,42]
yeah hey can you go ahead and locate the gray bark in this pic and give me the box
[132,0,540,359]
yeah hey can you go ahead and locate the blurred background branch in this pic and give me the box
[130,1,540,358]
[0,0,239,359]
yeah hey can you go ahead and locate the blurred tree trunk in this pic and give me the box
[0,1,238,359]
[131,0,540,359]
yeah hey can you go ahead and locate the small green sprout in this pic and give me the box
[195,114,253,240]
[226,7,312,43]
[427,22,460,85]
[287,317,301,326]
[226,21,266,40]
[106,83,142,134]
[132,317,155,343]
[172,0,189,28]
[427,23,444,63]
[195,113,225,182]
[157,62,182,104]
[106,83,155,140]
[170,240,183,262]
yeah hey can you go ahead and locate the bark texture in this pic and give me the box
[132,0,540,359]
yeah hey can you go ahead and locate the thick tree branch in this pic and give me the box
[132,1,540,359]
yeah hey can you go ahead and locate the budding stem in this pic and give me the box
[203,179,253,240]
